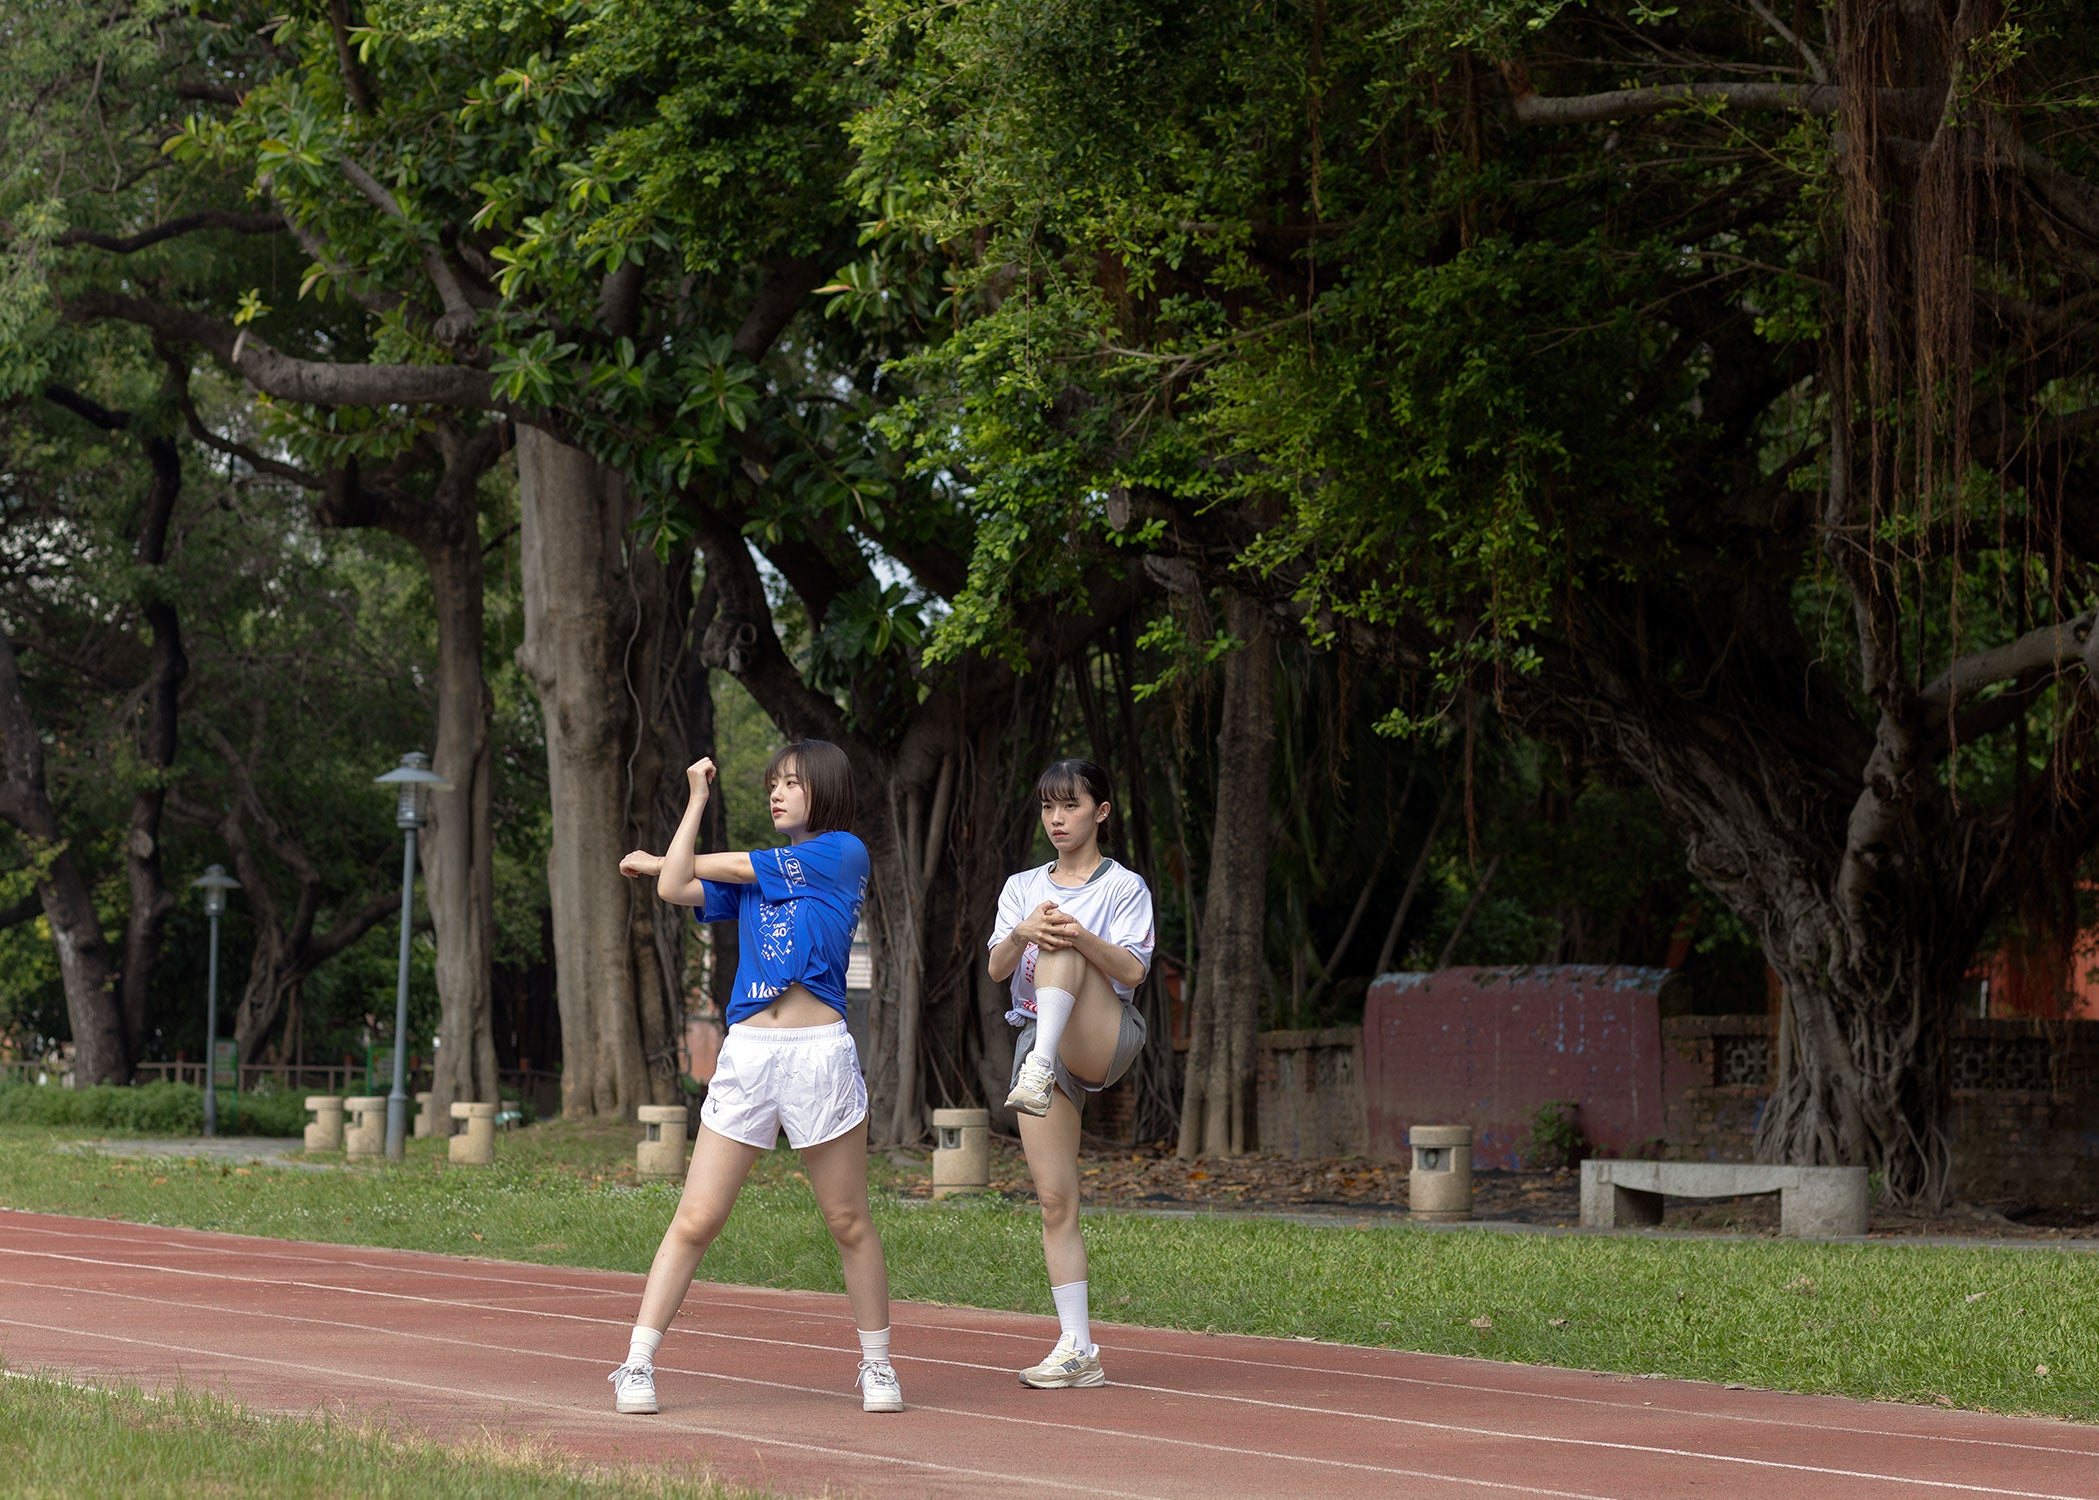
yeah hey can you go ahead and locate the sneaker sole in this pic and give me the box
[862,1394,905,1412]
[615,1398,659,1414]
[1003,1087,1053,1117]
[1018,1367,1107,1389]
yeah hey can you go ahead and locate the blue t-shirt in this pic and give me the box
[698,830,870,1024]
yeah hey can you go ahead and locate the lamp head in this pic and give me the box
[191,863,241,919]
[374,750,453,830]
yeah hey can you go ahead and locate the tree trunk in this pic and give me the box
[687,580,738,1024]
[874,753,954,1143]
[118,433,187,1062]
[1755,906,1959,1206]
[0,633,128,1083]
[1178,592,1275,1158]
[1562,635,1981,1206]
[514,425,684,1119]
[315,423,507,1117]
[420,533,500,1116]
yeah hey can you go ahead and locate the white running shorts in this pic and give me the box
[700,1020,868,1150]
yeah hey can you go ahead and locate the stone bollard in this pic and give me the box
[413,1091,437,1138]
[931,1107,991,1198]
[448,1101,498,1166]
[636,1105,689,1180]
[343,1096,388,1160]
[1409,1124,1474,1221]
[303,1096,345,1153]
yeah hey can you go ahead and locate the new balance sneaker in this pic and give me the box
[857,1358,904,1412]
[608,1360,659,1414]
[1004,1054,1057,1118]
[1018,1334,1106,1389]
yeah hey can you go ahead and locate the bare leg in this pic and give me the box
[1031,945,1124,1082]
[1018,1089,1088,1284]
[635,1124,763,1332]
[800,1119,890,1331]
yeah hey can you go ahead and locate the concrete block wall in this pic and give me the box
[1255,1028,1366,1157]
[1659,1013,2099,1206]
[1659,1015,1770,1163]
[1241,985,2096,1206]
[1944,1018,2097,1205]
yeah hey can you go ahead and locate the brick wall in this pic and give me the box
[1363,967,1676,1167]
[1255,1028,1366,1157]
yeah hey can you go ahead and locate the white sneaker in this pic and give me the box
[1005,1055,1057,1117]
[608,1360,658,1414]
[1019,1334,1106,1389]
[858,1358,904,1412]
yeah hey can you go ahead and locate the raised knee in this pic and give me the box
[1033,947,1086,990]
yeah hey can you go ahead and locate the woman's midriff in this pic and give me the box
[736,982,839,1028]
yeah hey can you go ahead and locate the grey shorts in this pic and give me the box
[1010,1002,1148,1111]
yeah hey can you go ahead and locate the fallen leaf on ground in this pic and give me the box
[1548,1318,1568,1328]
[1470,1316,1493,1330]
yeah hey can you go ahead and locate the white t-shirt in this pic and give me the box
[988,858,1156,1027]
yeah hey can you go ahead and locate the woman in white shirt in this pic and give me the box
[987,758,1155,1389]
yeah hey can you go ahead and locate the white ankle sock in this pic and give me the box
[1050,1280,1091,1353]
[858,1326,892,1364]
[627,1325,663,1367]
[1028,987,1076,1068]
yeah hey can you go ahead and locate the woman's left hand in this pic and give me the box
[1039,909,1086,950]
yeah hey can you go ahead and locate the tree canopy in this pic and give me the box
[4,0,2092,1202]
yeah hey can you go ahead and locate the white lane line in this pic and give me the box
[0,1313,1616,1500]
[15,1211,2092,1466]
[5,1247,2091,1500]
[9,1217,2097,1467]
[16,1233,2099,1468]
[0,1315,1169,1500]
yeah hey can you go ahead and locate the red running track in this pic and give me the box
[1,1208,2095,1499]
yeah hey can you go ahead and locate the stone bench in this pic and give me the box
[1580,1158,1869,1237]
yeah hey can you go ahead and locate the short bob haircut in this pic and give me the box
[1035,758,1114,814]
[764,739,855,836]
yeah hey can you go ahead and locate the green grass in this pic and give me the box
[0,1370,757,1498]
[3,1121,2094,1423]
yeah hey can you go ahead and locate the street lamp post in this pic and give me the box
[190,864,241,1137]
[375,751,452,1161]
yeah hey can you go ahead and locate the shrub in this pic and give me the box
[235,1085,309,1138]
[1521,1098,1588,1172]
[0,1080,304,1137]
[0,1080,204,1134]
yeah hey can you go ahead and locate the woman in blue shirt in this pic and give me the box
[607,740,901,1415]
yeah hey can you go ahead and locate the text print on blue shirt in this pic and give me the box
[698,830,871,1026]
